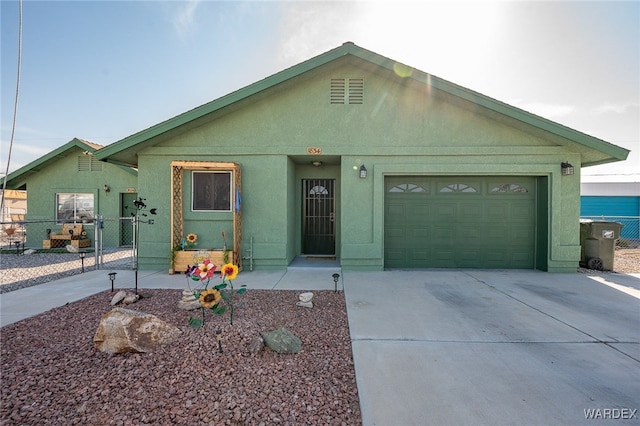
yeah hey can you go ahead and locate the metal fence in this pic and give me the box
[580,216,640,248]
[0,217,135,291]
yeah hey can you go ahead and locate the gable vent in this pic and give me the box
[330,79,346,104]
[348,78,364,104]
[77,155,103,172]
[330,78,364,104]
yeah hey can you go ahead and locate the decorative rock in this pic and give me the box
[177,289,201,311]
[296,301,313,308]
[93,307,181,354]
[177,300,201,310]
[299,292,314,303]
[262,327,302,354]
[182,289,196,300]
[248,336,265,355]
[122,293,140,304]
[110,291,127,306]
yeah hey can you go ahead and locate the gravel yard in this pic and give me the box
[0,289,361,425]
[610,248,640,273]
[578,248,640,274]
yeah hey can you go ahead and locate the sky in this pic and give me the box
[1,0,638,182]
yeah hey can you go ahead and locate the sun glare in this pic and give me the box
[355,2,505,81]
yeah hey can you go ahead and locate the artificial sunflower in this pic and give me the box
[195,259,216,280]
[199,288,221,308]
[221,263,239,281]
[186,233,198,244]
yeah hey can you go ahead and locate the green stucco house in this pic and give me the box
[1,138,138,248]
[5,43,630,272]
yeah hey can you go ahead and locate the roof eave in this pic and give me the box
[1,138,103,189]
[96,43,361,161]
[95,41,629,165]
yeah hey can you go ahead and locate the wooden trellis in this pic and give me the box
[170,161,242,270]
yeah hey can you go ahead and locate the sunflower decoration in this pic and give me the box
[221,263,239,281]
[182,233,198,249]
[199,288,222,308]
[188,261,246,328]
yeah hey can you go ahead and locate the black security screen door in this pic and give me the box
[302,179,335,255]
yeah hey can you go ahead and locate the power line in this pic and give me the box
[1,0,23,219]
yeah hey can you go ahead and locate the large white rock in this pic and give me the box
[298,292,314,302]
[122,293,140,304]
[110,291,127,306]
[93,308,181,354]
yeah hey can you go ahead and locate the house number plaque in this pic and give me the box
[307,147,322,155]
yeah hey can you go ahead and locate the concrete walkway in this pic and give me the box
[2,268,639,425]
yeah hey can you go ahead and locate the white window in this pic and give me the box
[56,193,94,222]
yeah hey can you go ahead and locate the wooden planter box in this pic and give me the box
[43,238,91,249]
[173,250,233,273]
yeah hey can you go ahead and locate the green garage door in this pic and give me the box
[385,176,536,269]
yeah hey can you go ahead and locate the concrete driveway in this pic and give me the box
[344,270,640,425]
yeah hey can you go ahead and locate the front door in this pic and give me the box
[302,179,335,255]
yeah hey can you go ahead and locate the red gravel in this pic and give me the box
[0,289,361,425]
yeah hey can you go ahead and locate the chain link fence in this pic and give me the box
[3,214,638,292]
[580,216,640,248]
[0,217,135,292]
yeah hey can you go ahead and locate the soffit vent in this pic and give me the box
[77,155,103,172]
[330,78,364,105]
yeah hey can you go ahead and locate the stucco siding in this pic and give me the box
[131,60,585,271]
[22,147,137,248]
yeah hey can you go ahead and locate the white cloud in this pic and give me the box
[172,0,202,42]
[1,141,54,174]
[592,101,639,115]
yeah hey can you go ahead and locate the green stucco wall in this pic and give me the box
[132,59,583,272]
[20,147,137,248]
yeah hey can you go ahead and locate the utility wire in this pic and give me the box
[1,0,23,220]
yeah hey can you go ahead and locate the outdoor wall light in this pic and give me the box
[103,184,111,193]
[108,272,117,292]
[359,164,367,179]
[561,162,574,176]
